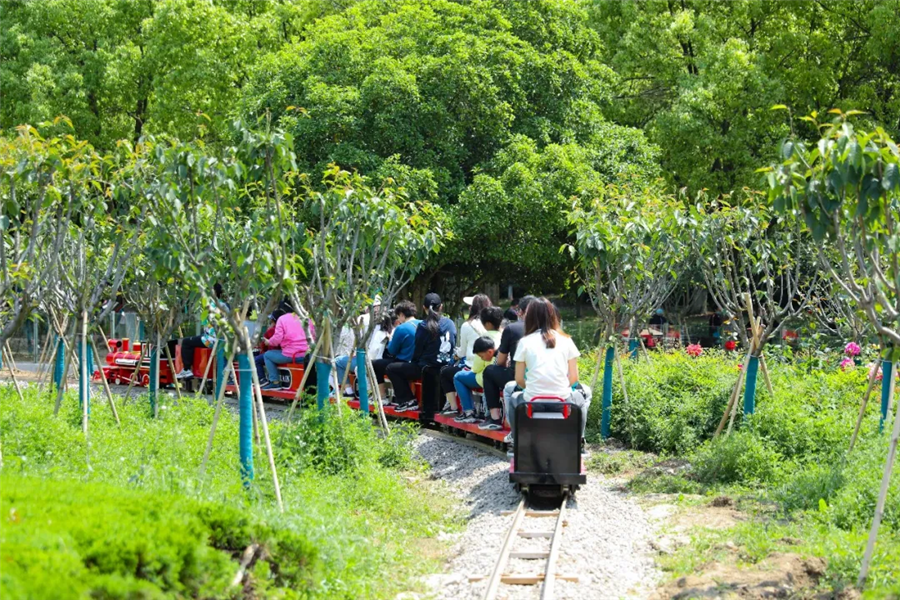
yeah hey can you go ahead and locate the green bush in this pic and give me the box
[690,430,787,486]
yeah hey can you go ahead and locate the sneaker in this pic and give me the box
[261,381,281,391]
[440,406,459,416]
[396,400,419,412]
[175,369,193,379]
[503,432,514,444]
[454,411,477,424]
[478,419,504,431]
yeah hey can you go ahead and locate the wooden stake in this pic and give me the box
[4,341,17,372]
[366,353,390,431]
[850,358,882,453]
[2,345,25,403]
[91,335,120,425]
[81,310,89,434]
[122,344,145,406]
[283,337,322,429]
[857,371,900,589]
[200,349,237,477]
[759,353,774,396]
[614,349,629,408]
[714,348,752,438]
[246,342,284,513]
[163,343,183,402]
[194,337,218,399]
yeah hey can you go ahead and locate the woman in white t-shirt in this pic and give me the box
[505,297,591,442]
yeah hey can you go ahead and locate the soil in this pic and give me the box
[650,553,829,599]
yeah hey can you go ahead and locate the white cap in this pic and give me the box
[463,296,474,306]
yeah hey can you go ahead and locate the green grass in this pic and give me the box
[0,385,459,599]
[582,349,900,595]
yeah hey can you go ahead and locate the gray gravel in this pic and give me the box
[414,434,659,600]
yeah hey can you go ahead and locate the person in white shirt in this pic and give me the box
[438,294,492,415]
[503,297,591,443]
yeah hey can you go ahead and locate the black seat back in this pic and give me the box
[514,400,582,477]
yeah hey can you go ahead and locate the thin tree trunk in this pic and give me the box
[714,348,752,438]
[857,372,900,589]
[615,348,629,407]
[283,338,322,429]
[850,358,882,453]
[91,335,120,425]
[81,310,89,434]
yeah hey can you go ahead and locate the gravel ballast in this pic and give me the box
[415,433,659,599]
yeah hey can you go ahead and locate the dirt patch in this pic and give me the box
[651,553,828,599]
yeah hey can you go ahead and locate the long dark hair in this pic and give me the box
[423,292,443,339]
[468,294,492,321]
[524,297,562,349]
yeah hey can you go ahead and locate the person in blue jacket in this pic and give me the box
[371,301,418,401]
[389,293,457,413]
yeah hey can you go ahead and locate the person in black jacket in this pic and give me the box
[387,292,457,413]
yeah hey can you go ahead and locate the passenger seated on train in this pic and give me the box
[502,297,591,444]
[372,301,418,401]
[388,293,457,413]
[332,324,356,397]
[439,294,491,415]
[254,310,281,381]
[260,302,315,390]
[452,336,497,424]
[367,309,395,361]
[176,283,225,379]
[480,296,534,430]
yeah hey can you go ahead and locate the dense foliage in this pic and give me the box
[0,386,454,598]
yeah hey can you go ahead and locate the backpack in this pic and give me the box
[436,331,453,365]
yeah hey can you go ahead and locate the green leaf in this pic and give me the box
[883,163,899,191]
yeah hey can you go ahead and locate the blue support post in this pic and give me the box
[316,359,331,411]
[215,342,226,399]
[149,342,158,416]
[139,320,145,342]
[356,348,369,415]
[53,336,64,392]
[743,355,760,417]
[880,360,893,433]
[79,340,93,415]
[600,345,615,439]
[628,338,639,360]
[237,353,254,486]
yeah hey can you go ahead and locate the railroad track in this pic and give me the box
[474,493,577,600]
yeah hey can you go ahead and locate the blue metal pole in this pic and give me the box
[880,360,892,433]
[316,359,331,411]
[743,355,760,417]
[628,338,639,360]
[139,320,145,342]
[356,348,369,415]
[237,353,254,486]
[149,342,158,416]
[77,338,90,414]
[53,336,64,392]
[600,345,615,439]
[215,342,226,399]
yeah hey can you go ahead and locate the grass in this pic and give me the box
[0,384,460,599]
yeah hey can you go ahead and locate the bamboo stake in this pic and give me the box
[714,347,753,438]
[122,345,145,405]
[614,349,629,407]
[366,353,390,431]
[163,343,183,402]
[91,336,120,425]
[850,358,882,453]
[81,310,89,434]
[283,336,322,429]
[246,342,284,513]
[35,325,54,383]
[589,345,605,391]
[2,345,25,403]
[194,337,219,399]
[4,342,17,372]
[759,353,774,396]
[857,371,900,589]
[727,362,748,435]
[199,348,238,477]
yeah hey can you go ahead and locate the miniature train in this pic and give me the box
[97,339,585,498]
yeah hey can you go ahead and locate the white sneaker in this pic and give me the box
[343,386,355,397]
[503,432,514,444]
[175,369,193,379]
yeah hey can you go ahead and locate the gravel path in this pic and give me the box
[415,434,659,600]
